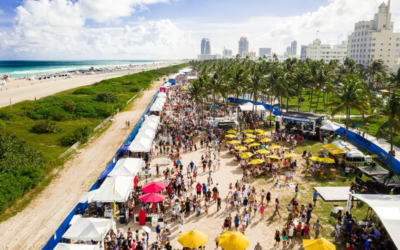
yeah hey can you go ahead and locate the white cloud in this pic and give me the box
[1,0,400,59]
[0,0,194,59]
[0,8,4,15]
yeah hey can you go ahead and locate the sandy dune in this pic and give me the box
[0,62,179,108]
[0,81,164,249]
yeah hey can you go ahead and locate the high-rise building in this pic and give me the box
[201,38,211,55]
[222,47,233,58]
[259,48,272,57]
[300,45,307,60]
[242,51,257,60]
[347,0,400,70]
[305,39,347,63]
[291,41,298,55]
[238,37,249,56]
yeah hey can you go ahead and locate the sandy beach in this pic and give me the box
[0,61,180,108]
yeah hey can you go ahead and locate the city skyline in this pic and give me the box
[1,0,400,60]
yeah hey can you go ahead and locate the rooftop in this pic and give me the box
[281,111,326,120]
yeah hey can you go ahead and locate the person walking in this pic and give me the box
[254,242,262,250]
[313,219,323,238]
[313,190,319,207]
[273,198,281,218]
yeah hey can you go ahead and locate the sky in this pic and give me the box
[0,0,400,60]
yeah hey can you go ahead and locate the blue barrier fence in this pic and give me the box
[336,127,400,174]
[42,90,160,250]
[226,97,281,116]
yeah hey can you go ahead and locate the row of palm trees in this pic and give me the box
[188,56,400,172]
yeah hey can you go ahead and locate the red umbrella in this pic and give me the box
[139,193,166,203]
[142,182,168,193]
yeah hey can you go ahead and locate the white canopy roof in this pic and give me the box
[150,101,164,112]
[129,137,152,152]
[54,243,100,250]
[93,176,134,202]
[239,102,266,112]
[142,120,159,130]
[136,128,156,140]
[108,158,144,177]
[158,92,167,97]
[79,190,98,204]
[351,194,400,249]
[146,115,160,123]
[320,122,340,131]
[163,82,171,87]
[62,218,111,242]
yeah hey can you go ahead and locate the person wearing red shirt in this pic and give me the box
[196,183,202,198]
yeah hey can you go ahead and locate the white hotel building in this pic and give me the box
[305,39,348,63]
[347,1,400,71]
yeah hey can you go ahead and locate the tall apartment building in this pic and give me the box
[238,37,249,56]
[222,47,233,58]
[300,45,307,60]
[347,1,400,70]
[201,38,211,55]
[305,39,348,63]
[242,51,257,60]
[291,41,298,55]
[259,48,272,57]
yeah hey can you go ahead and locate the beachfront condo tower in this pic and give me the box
[238,37,249,57]
[201,38,211,55]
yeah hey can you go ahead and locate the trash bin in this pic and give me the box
[151,215,158,227]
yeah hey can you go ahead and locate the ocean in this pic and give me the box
[0,60,163,78]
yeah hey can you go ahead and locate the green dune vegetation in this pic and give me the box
[0,63,188,215]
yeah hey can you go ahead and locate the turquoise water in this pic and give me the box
[0,60,163,78]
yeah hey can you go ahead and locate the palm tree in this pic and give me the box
[227,67,248,122]
[292,66,310,111]
[388,67,400,91]
[248,72,266,126]
[367,59,387,90]
[189,78,206,118]
[328,74,370,141]
[205,72,225,120]
[314,65,333,113]
[376,92,400,172]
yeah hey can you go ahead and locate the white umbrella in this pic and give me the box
[320,122,340,131]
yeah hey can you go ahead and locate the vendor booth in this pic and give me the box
[54,243,100,250]
[129,137,153,152]
[62,218,111,243]
[108,158,144,177]
[93,176,134,203]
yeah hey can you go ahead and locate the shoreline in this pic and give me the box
[0,61,181,108]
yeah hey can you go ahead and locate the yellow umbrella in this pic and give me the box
[249,159,265,165]
[244,129,254,133]
[182,86,189,90]
[309,156,319,161]
[225,134,237,139]
[249,143,261,147]
[218,231,249,250]
[303,238,336,250]
[227,140,240,145]
[267,155,281,160]
[318,157,335,164]
[256,149,269,154]
[260,138,272,143]
[285,153,299,158]
[269,145,281,149]
[255,129,264,134]
[243,138,255,143]
[178,230,208,248]
[227,130,237,134]
[240,152,254,159]
[245,134,256,138]
[235,146,247,151]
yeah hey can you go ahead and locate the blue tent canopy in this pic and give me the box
[117,143,131,154]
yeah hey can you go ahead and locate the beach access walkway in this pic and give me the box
[0,81,163,249]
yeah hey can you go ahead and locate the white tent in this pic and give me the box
[62,218,111,242]
[136,127,156,140]
[350,194,400,249]
[142,120,159,130]
[79,189,98,204]
[150,101,164,112]
[108,158,144,177]
[146,115,160,123]
[54,243,100,250]
[158,92,167,98]
[129,137,152,152]
[320,122,340,131]
[93,176,134,202]
[239,102,266,112]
